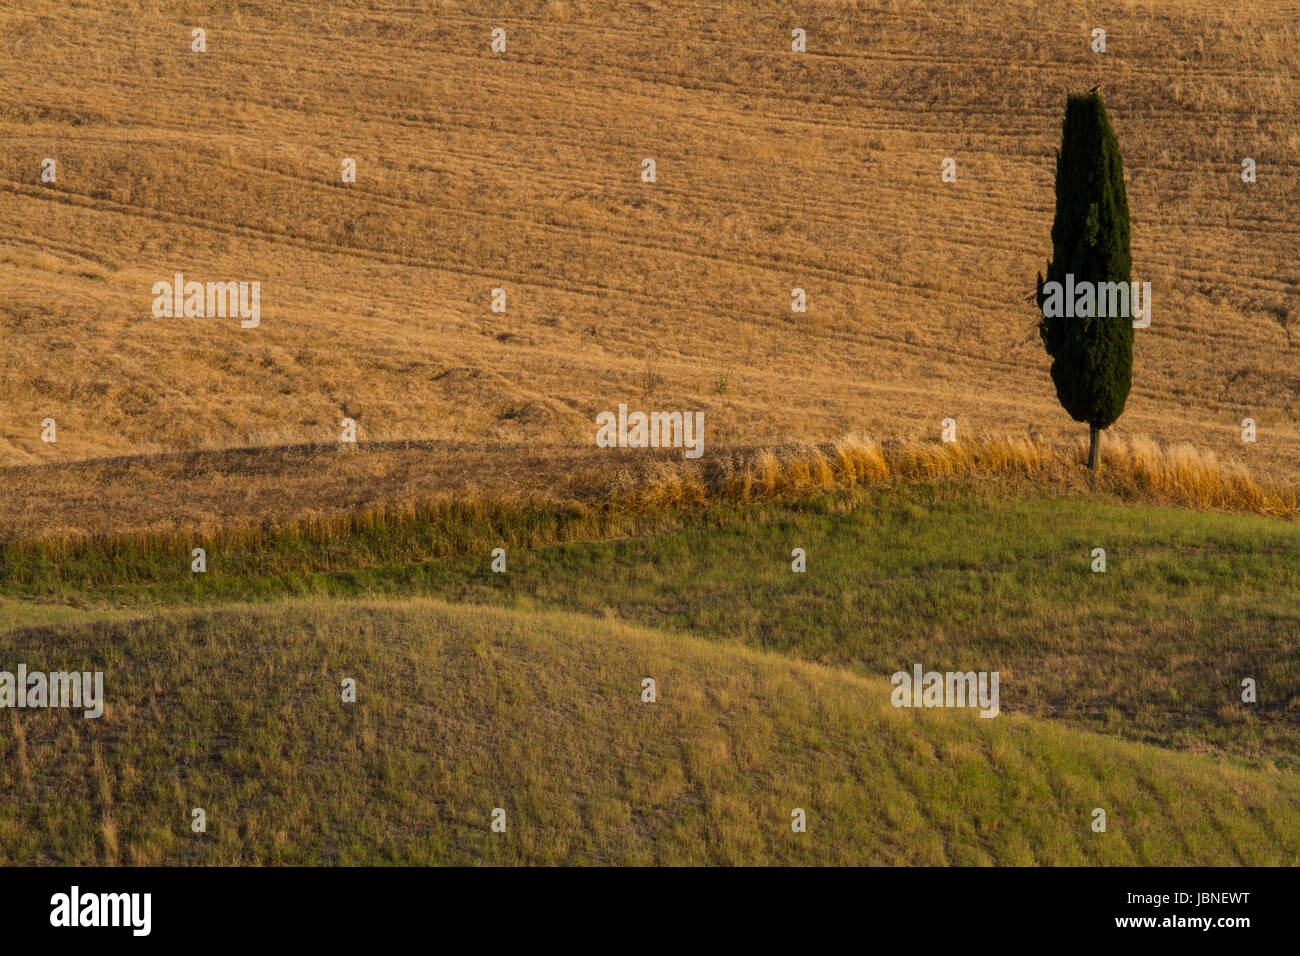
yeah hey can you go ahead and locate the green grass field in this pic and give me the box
[2,482,1298,864]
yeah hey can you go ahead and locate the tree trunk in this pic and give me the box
[1087,423,1100,471]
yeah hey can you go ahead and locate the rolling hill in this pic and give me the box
[3,595,1297,865]
[2,483,1297,864]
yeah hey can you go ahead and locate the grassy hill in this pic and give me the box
[2,481,1297,865]
[3,595,1298,866]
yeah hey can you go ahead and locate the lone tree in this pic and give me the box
[1035,90,1133,470]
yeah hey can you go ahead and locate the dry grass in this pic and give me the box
[632,431,1300,519]
[0,0,1297,511]
[5,432,1294,570]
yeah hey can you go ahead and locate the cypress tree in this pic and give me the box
[1035,91,1133,470]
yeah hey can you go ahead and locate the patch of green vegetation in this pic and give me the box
[5,485,1298,769]
[3,598,1297,866]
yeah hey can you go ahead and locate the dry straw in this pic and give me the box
[626,433,1298,518]
[4,433,1295,566]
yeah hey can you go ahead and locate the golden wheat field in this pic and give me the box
[1,0,1297,538]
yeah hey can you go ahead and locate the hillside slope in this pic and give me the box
[1,0,1296,493]
[2,597,1298,865]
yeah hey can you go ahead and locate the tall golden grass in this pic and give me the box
[5,433,1292,571]
[629,433,1300,519]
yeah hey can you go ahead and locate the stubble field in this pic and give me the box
[1,0,1297,539]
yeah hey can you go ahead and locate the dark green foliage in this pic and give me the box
[1036,92,1134,466]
